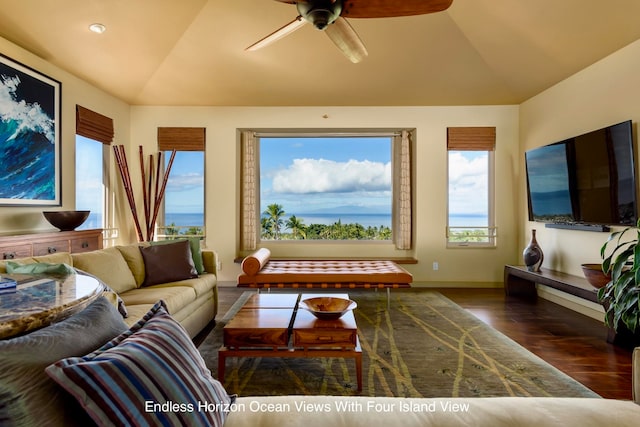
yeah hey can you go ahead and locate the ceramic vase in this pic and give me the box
[523,229,544,272]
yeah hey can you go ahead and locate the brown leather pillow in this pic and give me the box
[139,240,198,287]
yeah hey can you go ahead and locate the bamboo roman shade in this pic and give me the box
[157,127,206,151]
[447,127,496,151]
[76,105,114,144]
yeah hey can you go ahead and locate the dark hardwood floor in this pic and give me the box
[212,286,634,400]
[438,288,634,400]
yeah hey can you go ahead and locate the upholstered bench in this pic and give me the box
[237,249,412,302]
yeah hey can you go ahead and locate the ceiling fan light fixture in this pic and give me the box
[297,0,343,30]
[307,9,332,30]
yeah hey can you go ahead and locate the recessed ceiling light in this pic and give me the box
[89,23,106,34]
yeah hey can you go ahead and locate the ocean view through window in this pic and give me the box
[259,135,393,240]
[447,150,496,246]
[159,150,205,238]
[75,135,106,230]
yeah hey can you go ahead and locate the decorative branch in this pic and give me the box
[113,145,144,241]
[113,145,176,242]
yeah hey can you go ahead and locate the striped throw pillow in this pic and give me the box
[46,301,234,427]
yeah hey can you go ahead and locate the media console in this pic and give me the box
[502,265,634,345]
[503,265,598,303]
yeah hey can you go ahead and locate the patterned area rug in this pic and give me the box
[198,289,599,398]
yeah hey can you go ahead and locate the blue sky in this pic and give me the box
[260,137,392,214]
[164,151,204,213]
[76,141,204,216]
[77,136,489,221]
[448,150,489,217]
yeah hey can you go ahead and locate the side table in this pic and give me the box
[0,273,105,339]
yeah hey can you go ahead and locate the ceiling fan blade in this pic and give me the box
[342,0,453,18]
[246,16,307,51]
[324,17,368,63]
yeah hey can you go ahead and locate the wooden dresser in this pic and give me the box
[0,229,103,259]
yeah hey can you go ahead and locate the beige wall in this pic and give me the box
[0,34,523,286]
[3,30,638,299]
[520,38,640,278]
[0,37,131,235]
[131,106,520,283]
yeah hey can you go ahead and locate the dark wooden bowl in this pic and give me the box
[43,211,90,231]
[581,263,611,289]
[299,297,357,320]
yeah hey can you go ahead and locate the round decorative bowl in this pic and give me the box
[43,210,90,231]
[581,263,611,289]
[299,297,357,320]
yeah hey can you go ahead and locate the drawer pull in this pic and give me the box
[48,246,58,254]
[3,252,16,260]
[81,241,89,248]
[317,336,334,341]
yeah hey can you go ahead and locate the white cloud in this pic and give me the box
[166,173,203,192]
[448,152,488,214]
[271,158,391,194]
[0,74,55,144]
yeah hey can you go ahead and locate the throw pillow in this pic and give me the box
[241,247,271,275]
[0,252,73,273]
[151,237,206,274]
[46,301,234,427]
[115,243,150,287]
[72,247,137,293]
[5,261,76,276]
[140,239,198,287]
[0,296,128,427]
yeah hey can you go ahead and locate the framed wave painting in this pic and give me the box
[0,54,61,206]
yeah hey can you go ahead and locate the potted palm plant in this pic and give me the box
[599,220,640,341]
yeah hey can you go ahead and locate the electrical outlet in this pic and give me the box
[433,261,439,271]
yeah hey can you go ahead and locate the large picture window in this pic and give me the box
[240,130,412,251]
[260,136,392,241]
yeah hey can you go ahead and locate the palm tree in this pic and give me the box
[263,203,285,239]
[286,215,307,239]
[260,216,272,239]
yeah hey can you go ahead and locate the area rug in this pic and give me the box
[198,290,599,398]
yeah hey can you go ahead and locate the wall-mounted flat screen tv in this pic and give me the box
[525,120,637,226]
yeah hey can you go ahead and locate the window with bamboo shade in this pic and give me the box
[446,126,496,247]
[155,127,206,240]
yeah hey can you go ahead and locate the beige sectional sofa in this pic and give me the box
[2,245,639,426]
[0,240,218,337]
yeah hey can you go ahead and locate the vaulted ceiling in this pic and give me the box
[1,0,640,106]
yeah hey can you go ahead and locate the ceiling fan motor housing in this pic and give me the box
[297,0,343,30]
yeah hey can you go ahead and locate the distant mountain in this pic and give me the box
[302,205,390,214]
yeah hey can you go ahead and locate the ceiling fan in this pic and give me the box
[246,0,453,63]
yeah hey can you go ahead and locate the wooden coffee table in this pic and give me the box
[218,293,362,391]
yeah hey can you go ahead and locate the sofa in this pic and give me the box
[1,247,639,426]
[0,239,219,338]
[2,296,639,427]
